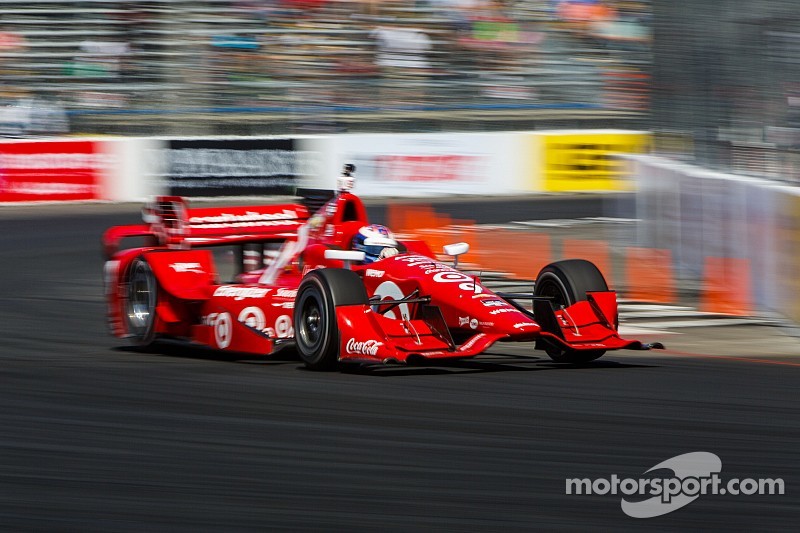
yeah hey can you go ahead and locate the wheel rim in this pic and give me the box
[298,292,324,351]
[127,262,154,334]
[536,276,569,309]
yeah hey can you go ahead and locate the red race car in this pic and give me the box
[103,170,662,370]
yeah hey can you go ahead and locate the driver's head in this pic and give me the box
[352,224,399,264]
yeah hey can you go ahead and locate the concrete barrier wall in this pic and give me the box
[0,131,649,203]
[630,154,800,323]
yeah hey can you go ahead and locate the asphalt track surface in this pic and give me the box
[0,198,798,532]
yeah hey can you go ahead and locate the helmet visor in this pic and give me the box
[361,244,390,260]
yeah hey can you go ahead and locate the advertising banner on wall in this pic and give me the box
[527,130,650,192]
[298,133,520,197]
[151,138,319,197]
[0,139,110,202]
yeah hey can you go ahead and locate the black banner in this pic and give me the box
[160,138,308,197]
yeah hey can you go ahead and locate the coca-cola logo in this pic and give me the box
[346,338,383,356]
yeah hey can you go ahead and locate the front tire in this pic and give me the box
[294,269,368,370]
[125,257,157,345]
[534,259,608,363]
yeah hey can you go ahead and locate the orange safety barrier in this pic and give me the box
[474,230,552,280]
[385,202,405,233]
[387,203,478,259]
[700,257,753,316]
[561,239,613,286]
[387,203,439,236]
[416,218,478,258]
[623,247,676,303]
[388,203,554,279]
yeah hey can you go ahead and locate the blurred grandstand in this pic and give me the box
[5,1,800,183]
[652,0,800,182]
[0,0,651,136]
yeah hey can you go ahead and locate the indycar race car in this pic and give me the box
[103,171,663,370]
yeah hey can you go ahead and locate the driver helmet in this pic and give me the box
[352,224,399,264]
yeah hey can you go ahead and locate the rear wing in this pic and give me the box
[103,196,310,259]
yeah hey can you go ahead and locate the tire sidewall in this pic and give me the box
[534,259,609,364]
[534,270,577,308]
[294,273,338,369]
[125,257,157,345]
[534,259,608,308]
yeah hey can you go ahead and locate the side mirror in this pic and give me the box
[443,242,469,269]
[324,249,365,270]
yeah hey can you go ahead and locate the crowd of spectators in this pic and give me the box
[0,0,652,135]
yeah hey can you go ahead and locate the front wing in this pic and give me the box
[333,291,662,365]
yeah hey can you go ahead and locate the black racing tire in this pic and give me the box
[534,259,608,364]
[294,269,369,371]
[534,259,608,308]
[125,257,157,346]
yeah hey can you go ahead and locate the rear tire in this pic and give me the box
[534,259,608,363]
[125,257,157,345]
[294,269,368,370]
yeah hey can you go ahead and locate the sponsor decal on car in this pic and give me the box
[203,312,232,349]
[238,306,266,331]
[275,288,297,299]
[365,269,384,278]
[490,308,518,315]
[513,322,537,329]
[189,210,297,225]
[459,333,486,351]
[396,255,436,267]
[345,338,383,356]
[273,315,293,338]
[169,262,204,274]
[372,281,409,320]
[457,316,480,330]
[214,286,271,300]
[189,210,300,230]
[394,256,483,293]
[237,307,294,338]
[481,299,506,307]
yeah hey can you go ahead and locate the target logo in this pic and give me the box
[238,306,266,331]
[235,307,293,338]
[210,312,232,349]
[274,315,293,338]
[372,281,409,320]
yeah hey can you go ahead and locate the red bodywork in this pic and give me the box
[103,192,655,365]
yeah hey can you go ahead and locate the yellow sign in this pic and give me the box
[538,132,649,192]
